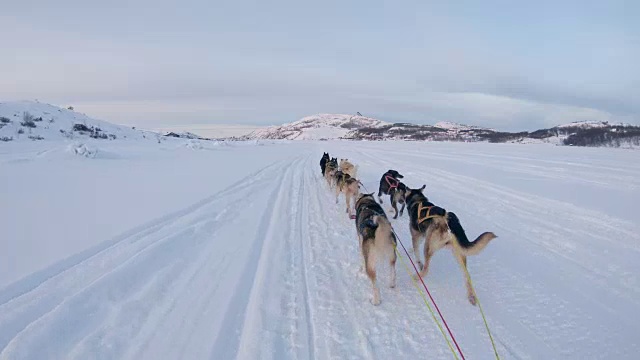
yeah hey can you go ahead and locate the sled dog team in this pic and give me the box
[320,152,497,306]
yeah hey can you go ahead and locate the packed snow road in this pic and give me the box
[1,140,638,359]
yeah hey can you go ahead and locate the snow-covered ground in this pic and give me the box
[1,139,639,359]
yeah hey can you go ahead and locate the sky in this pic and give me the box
[1,0,638,131]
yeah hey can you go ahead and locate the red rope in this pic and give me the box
[392,228,466,360]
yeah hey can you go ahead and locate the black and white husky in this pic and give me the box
[354,193,397,305]
[377,170,407,219]
[404,185,497,305]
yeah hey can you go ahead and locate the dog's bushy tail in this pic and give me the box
[447,212,496,256]
[374,216,397,250]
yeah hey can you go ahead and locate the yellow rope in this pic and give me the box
[394,247,460,360]
[463,266,500,359]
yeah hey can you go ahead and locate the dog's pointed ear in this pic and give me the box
[367,192,374,196]
[419,184,426,192]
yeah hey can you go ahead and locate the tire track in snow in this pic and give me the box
[232,155,311,359]
[0,160,291,359]
[281,154,316,359]
[127,157,296,360]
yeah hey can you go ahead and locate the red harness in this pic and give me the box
[385,174,399,190]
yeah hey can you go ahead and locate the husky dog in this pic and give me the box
[354,193,397,305]
[324,157,339,187]
[377,170,403,204]
[333,171,360,217]
[404,185,497,305]
[339,158,358,178]
[389,182,407,219]
[320,152,330,176]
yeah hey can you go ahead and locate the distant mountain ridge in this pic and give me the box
[2,102,637,148]
[241,113,640,147]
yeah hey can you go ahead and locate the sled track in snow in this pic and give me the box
[0,159,295,359]
[2,141,639,359]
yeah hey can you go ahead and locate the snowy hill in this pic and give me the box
[555,120,627,129]
[433,121,494,132]
[241,114,390,140]
[241,114,499,142]
[240,113,639,147]
[0,101,154,142]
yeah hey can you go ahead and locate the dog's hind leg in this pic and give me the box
[416,232,436,280]
[410,226,424,270]
[377,187,383,204]
[363,243,380,305]
[345,191,352,215]
[453,248,476,306]
[358,233,365,273]
[350,192,358,217]
[399,202,405,217]
[389,247,397,288]
[391,199,399,219]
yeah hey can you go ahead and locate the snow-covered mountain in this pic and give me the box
[240,113,639,147]
[0,100,155,142]
[433,121,495,132]
[241,114,390,140]
[241,114,499,141]
[555,120,627,129]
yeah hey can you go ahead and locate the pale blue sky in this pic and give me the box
[1,0,638,130]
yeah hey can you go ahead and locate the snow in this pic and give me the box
[1,139,639,359]
[434,121,492,131]
[0,101,153,142]
[152,124,265,139]
[555,120,626,129]
[245,113,389,140]
[290,125,351,140]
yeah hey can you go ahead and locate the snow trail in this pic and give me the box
[1,140,639,359]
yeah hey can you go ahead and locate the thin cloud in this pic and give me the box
[1,1,637,130]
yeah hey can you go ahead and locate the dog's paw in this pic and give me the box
[468,294,477,306]
[389,282,396,289]
[370,298,381,306]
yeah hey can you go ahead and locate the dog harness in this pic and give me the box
[385,174,399,190]
[412,202,444,224]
